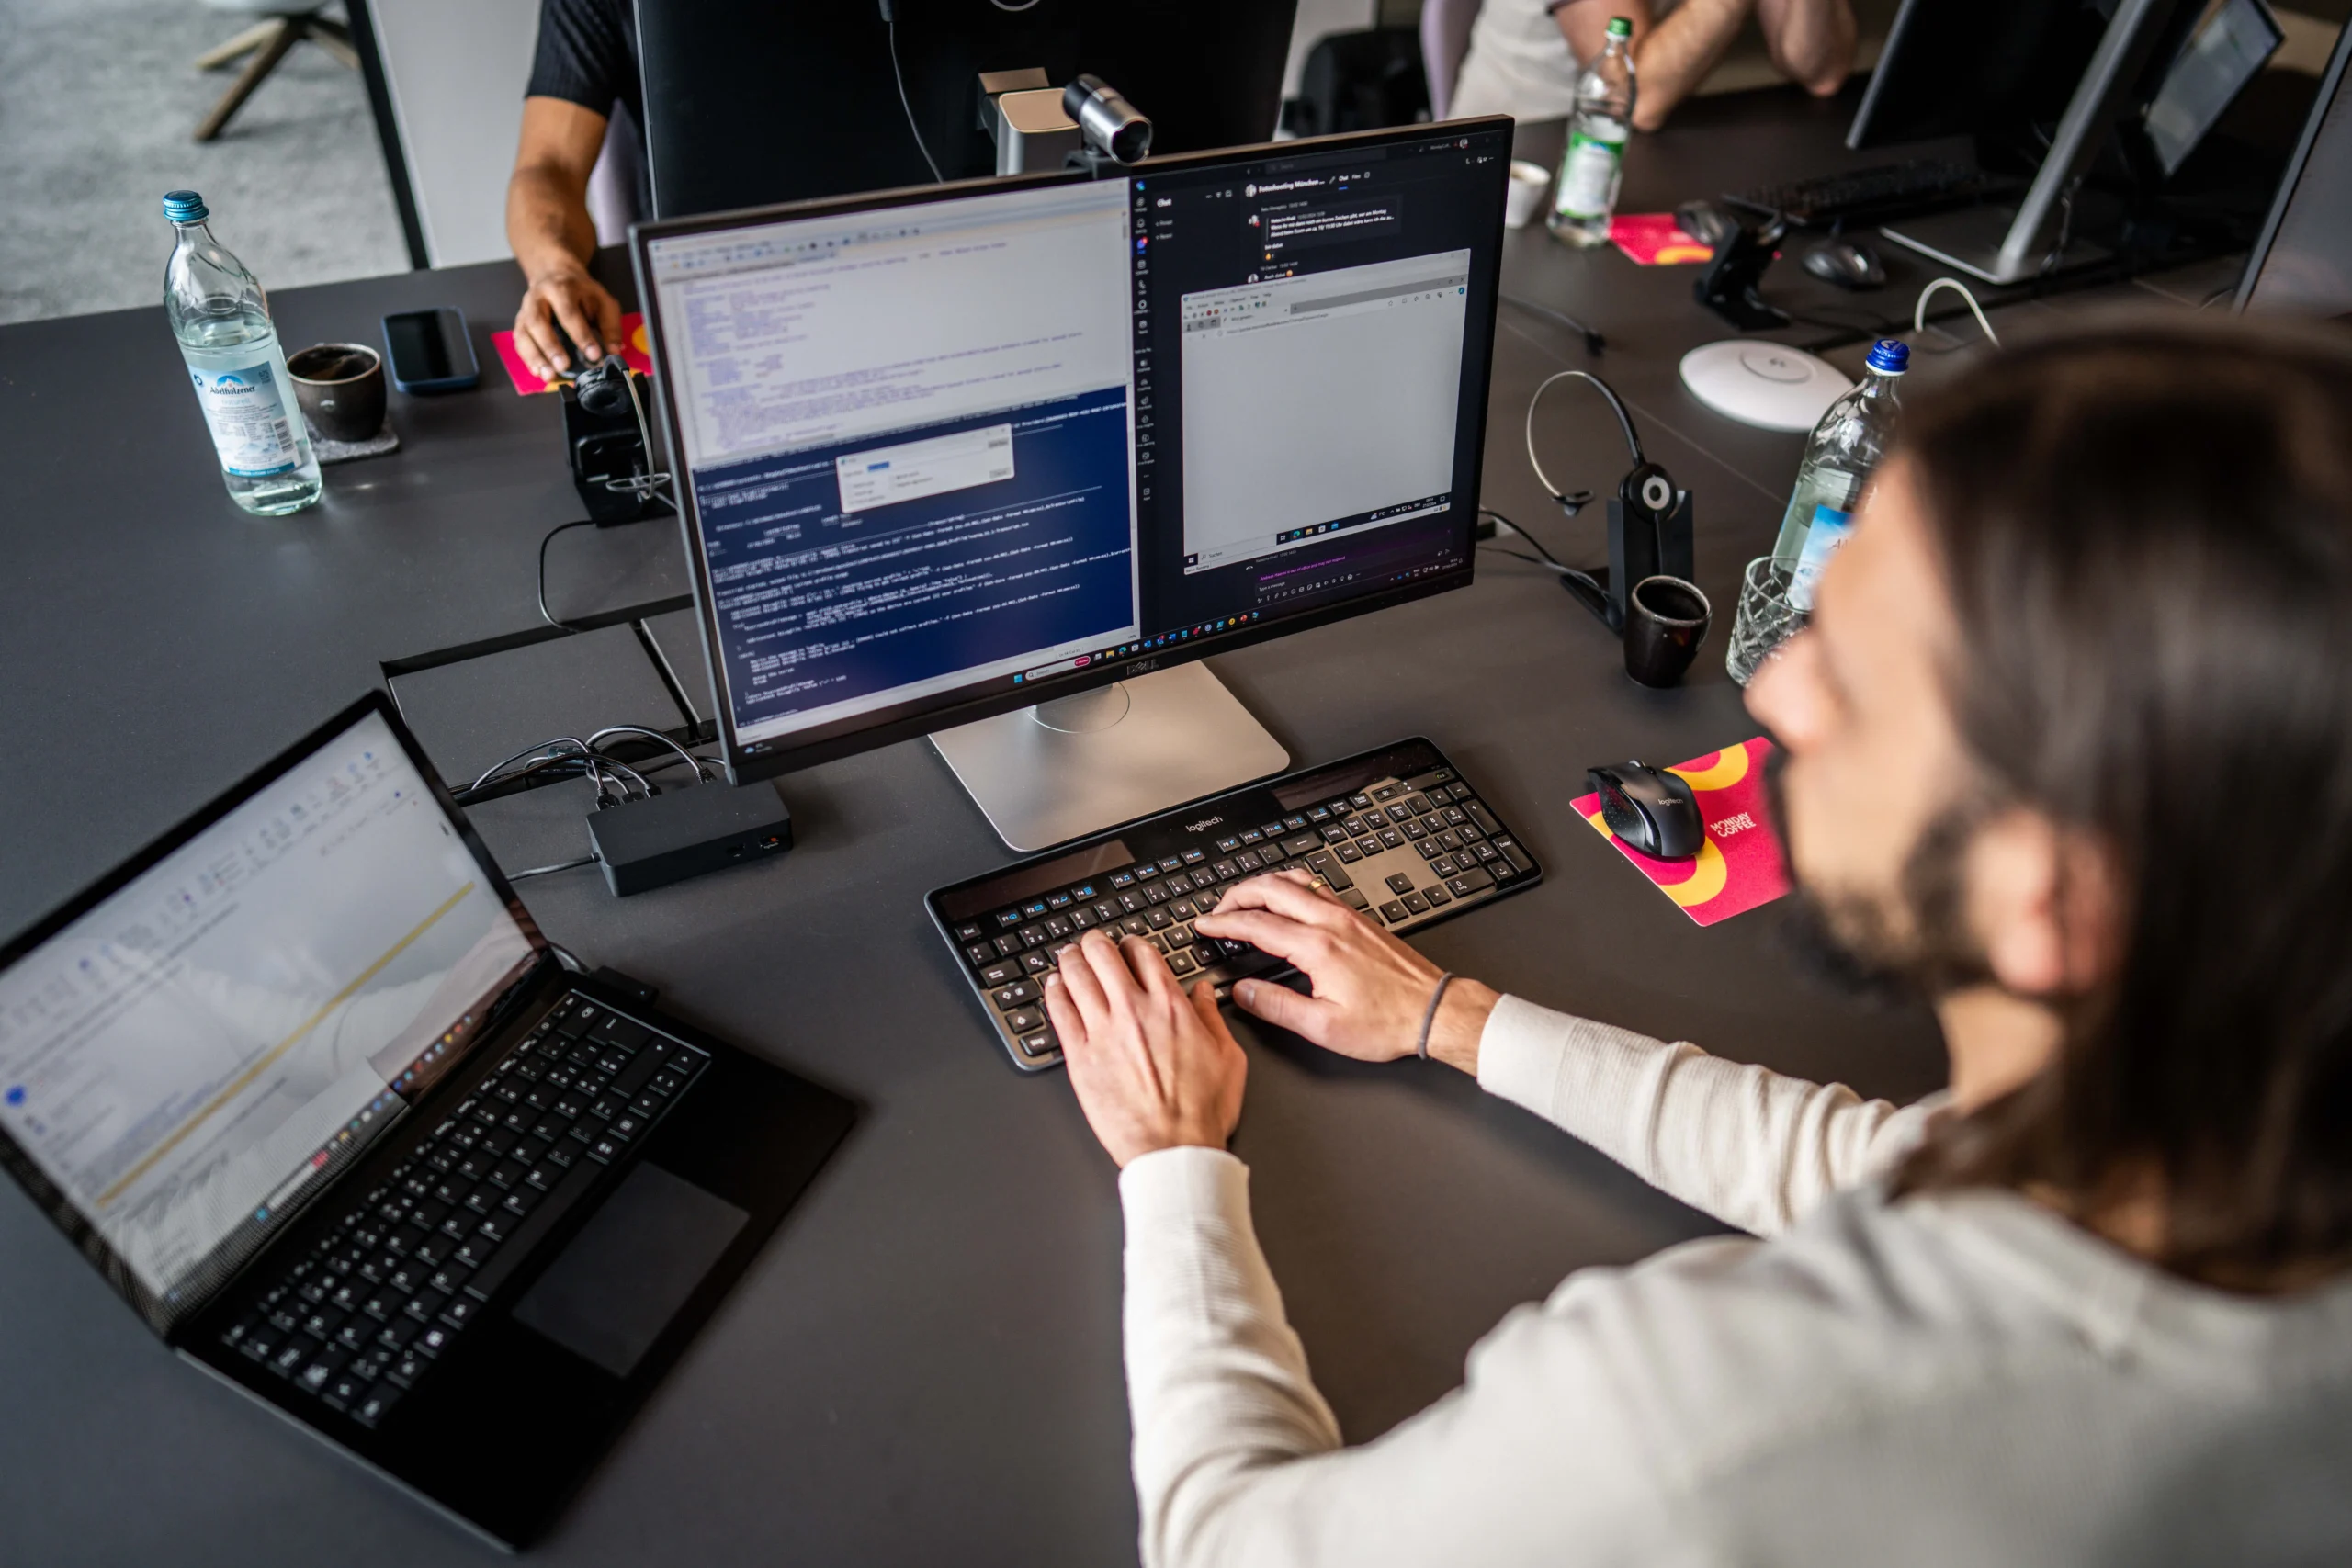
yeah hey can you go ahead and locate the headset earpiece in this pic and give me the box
[575,357,631,416]
[1623,462,1678,522]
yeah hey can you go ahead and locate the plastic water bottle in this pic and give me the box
[1724,339,1907,682]
[164,190,321,516]
[1549,17,1636,248]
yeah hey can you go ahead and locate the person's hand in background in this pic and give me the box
[513,266,623,380]
[1196,872,1498,1073]
[1046,931,1247,1168]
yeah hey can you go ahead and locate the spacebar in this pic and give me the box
[464,1156,605,1303]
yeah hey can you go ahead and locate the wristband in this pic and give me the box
[1415,972,1455,1060]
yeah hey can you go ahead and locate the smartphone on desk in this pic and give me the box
[380,306,480,393]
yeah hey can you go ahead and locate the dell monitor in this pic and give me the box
[2235,12,2352,318]
[631,120,1511,850]
[638,1,1300,220]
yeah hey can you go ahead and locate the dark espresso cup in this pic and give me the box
[1623,574,1713,687]
[286,342,387,443]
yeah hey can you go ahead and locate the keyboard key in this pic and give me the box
[1339,887,1369,910]
[386,1351,428,1389]
[1379,900,1408,923]
[1018,1031,1054,1057]
[270,1336,315,1378]
[1385,873,1414,896]
[416,1325,454,1359]
[1167,951,1197,975]
[993,981,1039,1010]
[1005,1009,1044,1033]
[354,1385,401,1428]
[1423,886,1453,908]
[980,960,1021,987]
[1446,868,1497,897]
[1401,893,1430,915]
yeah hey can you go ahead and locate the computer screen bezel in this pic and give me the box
[629,118,1513,787]
[2233,9,2352,312]
[0,690,552,1339]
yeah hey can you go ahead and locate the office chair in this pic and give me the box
[190,2,358,142]
[1421,0,1482,120]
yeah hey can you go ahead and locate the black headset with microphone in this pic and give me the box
[1518,369,1694,631]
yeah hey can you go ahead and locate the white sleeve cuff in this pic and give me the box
[1476,993,1679,1145]
[1119,1144,1252,1230]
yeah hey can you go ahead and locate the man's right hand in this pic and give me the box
[513,268,624,380]
[1195,872,1498,1071]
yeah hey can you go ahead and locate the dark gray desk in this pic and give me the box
[1,87,2036,1565]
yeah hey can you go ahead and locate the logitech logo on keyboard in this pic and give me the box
[1184,815,1225,835]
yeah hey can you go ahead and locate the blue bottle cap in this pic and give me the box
[162,190,209,224]
[1866,339,1910,374]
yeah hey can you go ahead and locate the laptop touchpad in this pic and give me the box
[511,1162,748,1379]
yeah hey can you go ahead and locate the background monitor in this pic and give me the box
[631,122,1510,843]
[1857,0,2205,284]
[2235,11,2352,317]
[637,0,1300,220]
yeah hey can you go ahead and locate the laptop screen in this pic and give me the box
[0,707,538,1325]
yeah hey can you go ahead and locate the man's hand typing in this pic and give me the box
[1197,872,1498,1072]
[1046,931,1248,1168]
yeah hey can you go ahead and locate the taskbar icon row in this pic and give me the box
[1012,614,1266,685]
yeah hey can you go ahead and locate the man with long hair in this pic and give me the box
[1043,317,2352,1564]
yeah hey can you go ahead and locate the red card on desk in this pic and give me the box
[492,312,654,395]
[1609,212,1716,266]
[1571,738,1790,926]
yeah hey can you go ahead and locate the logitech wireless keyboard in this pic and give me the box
[927,738,1543,1072]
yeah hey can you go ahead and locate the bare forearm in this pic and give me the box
[1756,0,1855,96]
[1623,0,1751,130]
[506,164,597,284]
[1426,980,1501,1077]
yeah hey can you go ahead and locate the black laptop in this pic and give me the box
[0,693,853,1549]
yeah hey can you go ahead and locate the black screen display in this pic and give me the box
[1125,128,1510,643]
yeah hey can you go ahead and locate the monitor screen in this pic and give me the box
[638,122,1510,780]
[2238,17,2352,317]
[0,707,539,1325]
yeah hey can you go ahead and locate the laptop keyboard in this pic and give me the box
[215,994,707,1430]
[928,738,1541,1071]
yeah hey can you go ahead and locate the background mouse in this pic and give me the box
[1802,237,1887,291]
[1674,199,1744,252]
[1588,761,1703,859]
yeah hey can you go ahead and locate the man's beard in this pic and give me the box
[1766,753,1998,1005]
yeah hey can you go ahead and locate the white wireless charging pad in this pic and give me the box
[1678,340,1854,432]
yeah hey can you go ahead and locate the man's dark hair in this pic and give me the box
[1894,315,2352,1287]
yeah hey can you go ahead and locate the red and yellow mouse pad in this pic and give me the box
[1571,737,1790,926]
[492,311,655,395]
[1609,213,1716,266]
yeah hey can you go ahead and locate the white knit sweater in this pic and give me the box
[1116,995,2352,1567]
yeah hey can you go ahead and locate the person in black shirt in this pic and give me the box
[504,0,639,380]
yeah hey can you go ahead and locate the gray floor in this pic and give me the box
[0,0,407,324]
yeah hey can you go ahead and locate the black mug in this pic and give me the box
[286,342,387,444]
[1623,574,1712,687]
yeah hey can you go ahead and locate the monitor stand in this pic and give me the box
[1877,0,2173,287]
[930,662,1290,852]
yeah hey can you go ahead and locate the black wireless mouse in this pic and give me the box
[1588,761,1704,860]
[1802,237,1888,291]
[1675,199,1743,252]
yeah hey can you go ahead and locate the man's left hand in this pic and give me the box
[1045,930,1247,1168]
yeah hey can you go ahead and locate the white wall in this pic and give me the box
[369,0,541,267]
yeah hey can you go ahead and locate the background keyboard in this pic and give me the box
[1724,157,1996,226]
[927,738,1541,1072]
[216,994,708,1430]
